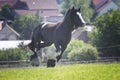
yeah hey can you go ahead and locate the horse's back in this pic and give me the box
[41,22,58,28]
[41,22,60,42]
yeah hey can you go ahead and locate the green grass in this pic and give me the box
[0,63,120,80]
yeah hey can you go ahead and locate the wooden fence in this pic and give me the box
[0,57,120,68]
[0,60,30,68]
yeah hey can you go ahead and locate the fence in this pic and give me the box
[0,57,120,68]
[59,57,120,65]
[0,60,30,68]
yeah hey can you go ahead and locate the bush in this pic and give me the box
[0,42,31,61]
[63,40,99,61]
[0,48,29,61]
[68,46,98,61]
[62,40,84,59]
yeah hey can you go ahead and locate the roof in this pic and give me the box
[21,0,59,10]
[95,0,108,10]
[0,0,18,8]
[96,0,115,12]
[6,24,20,36]
[15,10,37,15]
[92,0,103,6]
[0,21,20,36]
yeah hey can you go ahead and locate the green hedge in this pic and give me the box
[0,48,23,61]
[68,46,98,61]
[0,43,31,61]
[63,40,99,61]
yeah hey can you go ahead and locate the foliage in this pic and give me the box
[68,46,98,61]
[0,42,31,61]
[60,0,93,22]
[89,10,120,57]
[12,14,43,39]
[63,40,98,61]
[114,0,120,5]
[62,40,84,59]
[0,48,25,61]
[0,3,14,21]
[0,63,120,80]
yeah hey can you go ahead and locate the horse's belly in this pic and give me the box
[41,29,54,43]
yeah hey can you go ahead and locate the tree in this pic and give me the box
[60,0,70,14]
[113,0,120,5]
[12,14,43,39]
[89,10,120,57]
[0,3,15,21]
[60,0,93,22]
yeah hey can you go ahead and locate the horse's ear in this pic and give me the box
[71,6,75,10]
[78,6,81,12]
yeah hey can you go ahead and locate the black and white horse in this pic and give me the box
[28,6,86,66]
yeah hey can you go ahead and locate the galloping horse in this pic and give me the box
[28,6,86,62]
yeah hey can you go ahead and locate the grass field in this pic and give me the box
[0,63,120,80]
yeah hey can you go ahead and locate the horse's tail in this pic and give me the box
[27,35,35,52]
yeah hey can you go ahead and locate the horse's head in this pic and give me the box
[69,6,86,28]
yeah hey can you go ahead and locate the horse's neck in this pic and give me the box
[61,17,74,33]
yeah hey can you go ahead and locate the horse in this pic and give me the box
[28,6,86,63]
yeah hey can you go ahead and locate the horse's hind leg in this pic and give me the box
[36,42,52,61]
[30,51,40,66]
[36,48,43,63]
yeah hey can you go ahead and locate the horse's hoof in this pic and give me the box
[30,54,40,66]
[31,58,40,67]
[47,59,56,67]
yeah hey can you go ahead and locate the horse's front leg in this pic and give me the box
[54,42,61,53]
[56,45,67,62]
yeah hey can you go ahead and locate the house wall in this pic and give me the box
[37,9,63,22]
[0,26,18,40]
[99,1,118,15]
[0,40,30,49]
[45,16,63,22]
[38,9,59,16]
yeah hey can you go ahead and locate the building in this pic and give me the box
[0,20,20,40]
[15,0,63,22]
[72,24,94,43]
[0,0,63,40]
[90,0,118,20]
[0,0,63,22]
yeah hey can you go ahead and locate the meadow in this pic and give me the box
[0,63,120,80]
